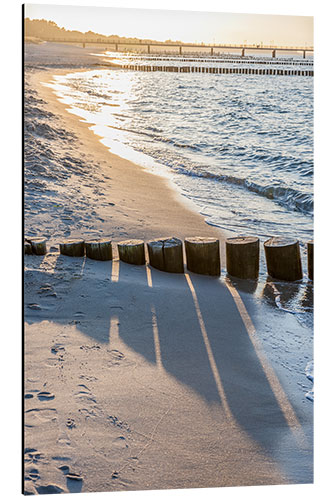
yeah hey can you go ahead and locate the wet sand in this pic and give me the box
[24,43,313,495]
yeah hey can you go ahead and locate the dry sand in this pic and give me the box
[24,43,312,495]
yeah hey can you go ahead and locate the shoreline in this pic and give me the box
[24,43,313,494]
[31,64,227,264]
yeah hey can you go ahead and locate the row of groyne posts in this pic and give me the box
[120,64,314,77]
[25,235,313,282]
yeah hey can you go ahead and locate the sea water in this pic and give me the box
[49,55,313,250]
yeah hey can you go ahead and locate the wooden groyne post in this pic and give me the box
[264,237,302,281]
[85,239,113,261]
[147,237,184,273]
[25,237,47,255]
[226,236,259,279]
[117,239,145,265]
[184,237,220,276]
[60,239,85,257]
[24,240,33,255]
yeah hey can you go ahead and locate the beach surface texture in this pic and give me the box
[24,43,313,495]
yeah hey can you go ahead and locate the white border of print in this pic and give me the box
[3,1,330,500]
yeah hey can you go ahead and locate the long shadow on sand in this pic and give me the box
[24,254,312,482]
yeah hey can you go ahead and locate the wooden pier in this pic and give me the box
[43,37,313,59]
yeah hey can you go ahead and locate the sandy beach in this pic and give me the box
[24,43,313,495]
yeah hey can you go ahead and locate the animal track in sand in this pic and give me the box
[79,374,98,382]
[107,415,131,433]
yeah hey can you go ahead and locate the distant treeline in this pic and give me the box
[24,18,183,45]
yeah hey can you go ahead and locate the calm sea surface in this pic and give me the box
[50,54,313,272]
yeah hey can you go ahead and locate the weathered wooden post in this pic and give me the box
[226,236,259,279]
[264,237,302,281]
[185,237,220,276]
[24,240,33,255]
[147,237,184,273]
[59,239,85,257]
[26,237,47,255]
[307,240,313,281]
[117,239,145,265]
[85,238,112,261]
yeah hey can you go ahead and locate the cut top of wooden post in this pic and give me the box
[264,237,298,248]
[226,236,258,245]
[185,237,220,276]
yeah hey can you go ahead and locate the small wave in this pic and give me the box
[106,124,201,152]
[171,165,313,214]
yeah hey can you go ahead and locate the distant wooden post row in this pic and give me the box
[24,235,314,282]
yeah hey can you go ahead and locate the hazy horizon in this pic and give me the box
[24,4,313,47]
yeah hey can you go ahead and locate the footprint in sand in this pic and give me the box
[24,448,47,466]
[57,418,72,445]
[25,408,58,427]
[113,436,129,449]
[38,283,54,295]
[74,311,85,317]
[74,384,97,404]
[25,467,40,482]
[36,485,64,494]
[37,391,55,401]
[58,469,84,493]
[52,455,72,463]
[106,349,126,367]
[51,343,65,355]
[27,303,42,310]
[57,431,71,446]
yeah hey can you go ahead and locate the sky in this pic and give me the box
[24,3,313,46]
